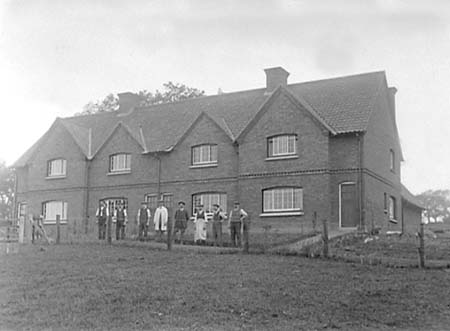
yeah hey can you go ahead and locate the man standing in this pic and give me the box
[137,201,151,240]
[212,203,225,247]
[114,202,128,240]
[153,199,168,241]
[96,201,108,240]
[194,204,207,245]
[174,201,190,244]
[229,201,248,247]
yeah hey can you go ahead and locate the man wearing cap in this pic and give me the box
[174,201,190,244]
[137,201,151,240]
[212,203,225,247]
[228,201,248,247]
[95,201,109,240]
[194,203,207,245]
[113,202,128,240]
[153,199,168,240]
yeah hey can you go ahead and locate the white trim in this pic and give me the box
[265,155,298,161]
[107,170,131,176]
[339,182,356,228]
[43,220,68,225]
[45,175,67,180]
[189,163,218,169]
[260,211,304,217]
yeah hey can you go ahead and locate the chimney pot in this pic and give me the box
[264,66,290,93]
[117,92,142,113]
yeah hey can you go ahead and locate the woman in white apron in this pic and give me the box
[194,204,207,245]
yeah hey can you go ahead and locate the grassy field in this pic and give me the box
[330,225,450,262]
[1,243,450,330]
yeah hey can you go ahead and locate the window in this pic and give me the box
[191,144,218,165]
[42,201,68,223]
[47,159,66,177]
[145,193,173,211]
[100,198,128,216]
[390,149,395,172]
[388,196,397,222]
[267,134,297,158]
[263,187,303,213]
[109,153,131,173]
[192,192,227,214]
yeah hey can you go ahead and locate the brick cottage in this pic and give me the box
[13,67,423,238]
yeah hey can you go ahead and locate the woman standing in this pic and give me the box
[194,204,207,245]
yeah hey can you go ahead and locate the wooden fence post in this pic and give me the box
[56,214,61,244]
[322,219,329,258]
[418,223,425,268]
[312,211,317,232]
[107,215,112,244]
[167,218,172,251]
[243,219,250,254]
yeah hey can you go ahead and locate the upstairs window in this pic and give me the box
[263,187,303,213]
[47,159,66,177]
[191,144,218,165]
[390,149,395,172]
[42,201,68,223]
[109,153,131,173]
[267,134,297,158]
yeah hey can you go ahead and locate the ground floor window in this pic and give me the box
[100,198,128,215]
[192,192,227,214]
[263,187,303,213]
[42,201,68,223]
[145,193,173,210]
[388,196,397,222]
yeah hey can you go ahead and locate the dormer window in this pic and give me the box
[109,153,131,173]
[267,134,297,159]
[191,144,218,166]
[47,159,66,178]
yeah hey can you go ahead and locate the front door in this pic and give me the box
[340,183,358,227]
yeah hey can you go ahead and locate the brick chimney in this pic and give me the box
[387,87,397,122]
[264,66,290,93]
[117,92,142,114]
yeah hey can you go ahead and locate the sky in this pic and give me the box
[0,0,449,194]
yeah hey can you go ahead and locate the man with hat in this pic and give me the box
[194,203,207,245]
[95,201,109,240]
[137,201,151,240]
[228,201,248,247]
[113,202,128,240]
[153,199,168,240]
[173,201,190,244]
[212,203,225,247]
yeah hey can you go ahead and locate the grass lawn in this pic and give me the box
[330,228,450,262]
[1,243,450,330]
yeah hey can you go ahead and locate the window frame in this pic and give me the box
[42,200,68,224]
[388,195,397,222]
[109,153,131,174]
[46,158,67,178]
[390,149,395,173]
[267,134,298,159]
[192,192,227,215]
[191,144,218,167]
[261,187,304,216]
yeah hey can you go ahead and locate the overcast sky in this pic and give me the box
[0,0,449,194]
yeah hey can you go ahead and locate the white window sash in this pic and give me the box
[192,145,218,165]
[269,135,297,157]
[43,201,68,221]
[48,159,66,176]
[110,154,131,172]
[263,188,302,212]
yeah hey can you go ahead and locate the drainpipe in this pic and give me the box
[156,153,162,198]
[83,159,91,234]
[357,133,365,231]
[12,170,18,220]
[234,142,240,203]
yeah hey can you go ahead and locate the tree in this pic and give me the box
[77,82,205,115]
[417,189,450,223]
[0,162,15,219]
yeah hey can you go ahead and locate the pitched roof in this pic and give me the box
[13,70,388,167]
[401,184,425,209]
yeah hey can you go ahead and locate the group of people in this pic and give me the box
[95,199,249,247]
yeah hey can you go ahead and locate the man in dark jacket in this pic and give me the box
[137,201,151,240]
[173,201,190,244]
[96,201,108,240]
